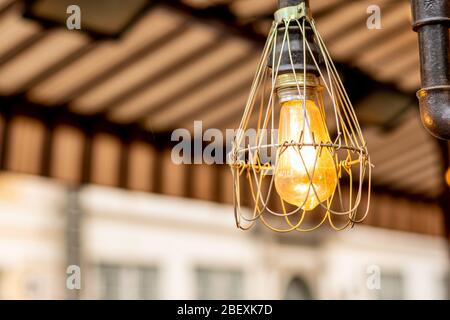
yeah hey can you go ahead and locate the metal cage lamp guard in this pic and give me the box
[229,0,372,233]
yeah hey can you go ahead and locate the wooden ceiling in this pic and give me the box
[0,0,446,204]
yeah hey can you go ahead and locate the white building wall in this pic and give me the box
[0,173,448,300]
[0,174,66,299]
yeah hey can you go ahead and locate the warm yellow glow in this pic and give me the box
[274,99,337,210]
[446,167,450,187]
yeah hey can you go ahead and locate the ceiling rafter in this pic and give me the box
[93,34,227,117]
[346,22,412,69]
[0,0,17,17]
[371,136,433,168]
[17,41,98,93]
[176,76,253,127]
[324,0,405,44]
[376,155,440,187]
[56,20,192,107]
[390,167,442,195]
[374,141,436,176]
[0,29,48,68]
[229,0,352,26]
[139,50,257,122]
[375,42,418,68]
[0,95,171,146]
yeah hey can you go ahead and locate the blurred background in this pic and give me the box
[0,0,449,299]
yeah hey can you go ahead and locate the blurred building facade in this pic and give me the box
[0,173,448,300]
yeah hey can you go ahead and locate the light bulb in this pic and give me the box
[274,79,337,211]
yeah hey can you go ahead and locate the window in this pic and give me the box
[138,267,159,300]
[196,268,243,300]
[99,265,120,300]
[378,272,404,300]
[284,277,313,300]
[98,264,158,300]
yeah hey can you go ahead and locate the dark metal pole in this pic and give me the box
[66,187,82,300]
[411,0,450,140]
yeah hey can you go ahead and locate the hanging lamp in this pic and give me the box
[229,0,372,233]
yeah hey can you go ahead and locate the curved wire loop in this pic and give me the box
[229,16,372,233]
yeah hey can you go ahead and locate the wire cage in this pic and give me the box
[229,2,372,233]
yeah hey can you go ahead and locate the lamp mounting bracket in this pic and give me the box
[274,3,311,23]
